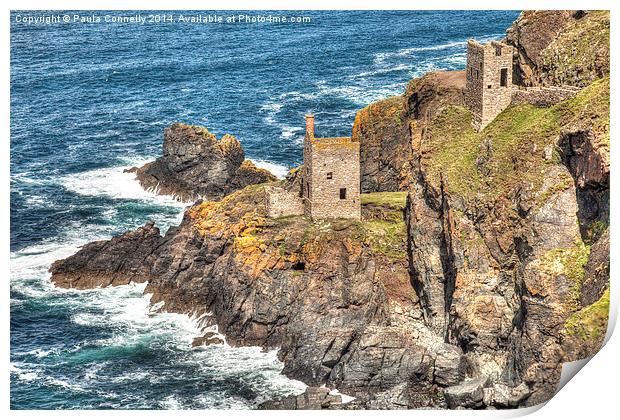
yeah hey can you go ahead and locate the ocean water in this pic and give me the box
[10,10,520,409]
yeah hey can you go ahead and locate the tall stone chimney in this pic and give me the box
[305,114,315,138]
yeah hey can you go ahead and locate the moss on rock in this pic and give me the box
[564,288,610,340]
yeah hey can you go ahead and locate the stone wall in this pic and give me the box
[305,138,361,220]
[265,186,304,218]
[464,40,485,129]
[511,85,580,107]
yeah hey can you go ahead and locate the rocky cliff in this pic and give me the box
[49,10,609,410]
[505,10,610,87]
[51,186,459,408]
[353,70,465,193]
[127,123,277,201]
[353,10,609,193]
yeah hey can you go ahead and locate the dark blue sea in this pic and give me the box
[10,10,519,409]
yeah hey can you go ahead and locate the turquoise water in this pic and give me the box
[10,10,519,409]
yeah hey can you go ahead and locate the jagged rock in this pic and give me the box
[191,332,224,347]
[258,387,343,410]
[444,377,489,409]
[127,123,276,201]
[49,220,162,289]
[580,229,609,306]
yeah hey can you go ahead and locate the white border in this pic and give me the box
[2,1,617,419]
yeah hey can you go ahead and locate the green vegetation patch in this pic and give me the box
[421,75,609,211]
[360,219,407,262]
[565,288,610,340]
[541,239,591,306]
[361,192,408,209]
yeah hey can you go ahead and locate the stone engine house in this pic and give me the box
[465,39,514,131]
[265,115,361,220]
[464,39,579,131]
[301,115,361,220]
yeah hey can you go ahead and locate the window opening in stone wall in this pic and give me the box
[500,68,508,87]
[327,172,333,179]
[340,188,347,200]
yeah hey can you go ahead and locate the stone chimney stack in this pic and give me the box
[305,114,315,139]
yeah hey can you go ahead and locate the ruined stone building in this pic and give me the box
[266,115,361,220]
[301,115,361,220]
[464,40,514,131]
[465,39,580,131]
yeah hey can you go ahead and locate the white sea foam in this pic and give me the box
[280,125,302,139]
[260,102,283,126]
[10,364,40,382]
[351,63,414,78]
[251,159,290,179]
[58,159,190,208]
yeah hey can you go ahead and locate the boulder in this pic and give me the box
[433,344,467,386]
[483,383,531,408]
[443,377,489,409]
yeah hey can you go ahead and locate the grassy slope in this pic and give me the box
[420,76,609,340]
[421,77,609,208]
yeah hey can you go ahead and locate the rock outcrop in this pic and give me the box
[127,123,277,201]
[353,70,465,193]
[505,10,610,87]
[49,221,162,289]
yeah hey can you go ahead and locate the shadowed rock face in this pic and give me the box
[127,123,277,202]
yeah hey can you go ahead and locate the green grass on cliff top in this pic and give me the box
[540,10,610,87]
[422,77,609,205]
[361,192,408,209]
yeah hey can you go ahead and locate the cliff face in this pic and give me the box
[505,10,610,87]
[127,123,277,201]
[406,76,609,405]
[353,70,465,193]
